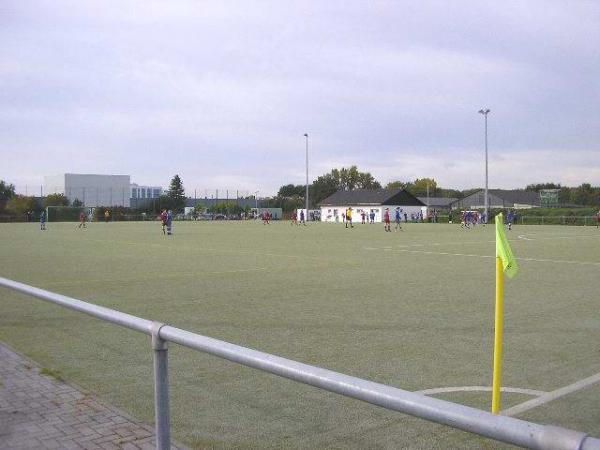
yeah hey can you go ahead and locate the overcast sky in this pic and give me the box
[1,1,599,195]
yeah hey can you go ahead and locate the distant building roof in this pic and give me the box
[417,197,458,207]
[320,189,424,207]
[452,189,540,208]
[488,189,540,205]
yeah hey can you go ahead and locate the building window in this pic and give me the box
[153,189,160,198]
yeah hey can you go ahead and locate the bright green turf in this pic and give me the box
[1,220,599,449]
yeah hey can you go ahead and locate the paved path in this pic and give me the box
[0,343,187,450]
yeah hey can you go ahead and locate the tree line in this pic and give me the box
[2,172,598,218]
[270,168,600,212]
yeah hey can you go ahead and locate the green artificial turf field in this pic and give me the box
[1,220,599,449]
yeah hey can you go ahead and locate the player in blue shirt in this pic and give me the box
[394,207,403,231]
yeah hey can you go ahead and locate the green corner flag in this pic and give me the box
[495,213,519,278]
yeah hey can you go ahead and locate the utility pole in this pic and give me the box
[304,133,309,221]
[478,108,491,223]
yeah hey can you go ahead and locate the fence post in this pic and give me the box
[151,322,171,450]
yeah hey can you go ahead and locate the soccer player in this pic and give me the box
[507,211,514,231]
[345,207,353,228]
[104,209,110,223]
[596,210,600,228]
[383,208,391,232]
[361,211,366,224]
[160,209,168,235]
[262,210,270,224]
[299,209,305,225]
[78,211,87,229]
[394,207,403,231]
[291,211,297,225]
[369,210,375,224]
[166,210,173,235]
[40,210,46,231]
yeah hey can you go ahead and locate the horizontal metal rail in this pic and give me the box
[1,276,599,450]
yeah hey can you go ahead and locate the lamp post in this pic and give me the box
[478,108,491,223]
[304,133,309,221]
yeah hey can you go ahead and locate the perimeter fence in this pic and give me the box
[0,277,599,450]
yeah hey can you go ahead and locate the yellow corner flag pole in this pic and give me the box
[492,254,504,414]
[492,212,518,414]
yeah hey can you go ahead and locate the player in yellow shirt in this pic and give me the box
[345,207,353,229]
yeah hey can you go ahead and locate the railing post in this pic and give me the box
[151,322,171,450]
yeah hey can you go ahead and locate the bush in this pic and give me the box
[6,195,37,216]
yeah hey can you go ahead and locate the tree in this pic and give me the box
[308,166,381,207]
[44,193,69,208]
[0,180,15,212]
[572,183,595,206]
[410,178,438,196]
[277,184,305,198]
[334,166,381,190]
[310,172,339,207]
[386,180,407,190]
[167,175,186,212]
[6,195,37,216]
[72,199,84,207]
[525,183,562,192]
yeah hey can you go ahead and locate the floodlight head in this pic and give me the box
[304,133,308,137]
[478,108,491,115]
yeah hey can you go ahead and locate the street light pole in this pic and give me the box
[478,109,491,223]
[304,133,309,221]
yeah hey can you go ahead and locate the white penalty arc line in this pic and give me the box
[502,372,600,417]
[417,386,545,397]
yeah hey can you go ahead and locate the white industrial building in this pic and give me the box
[44,174,131,207]
[130,183,162,200]
[319,189,425,223]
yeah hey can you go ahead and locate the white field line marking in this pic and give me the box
[364,247,600,267]
[515,234,600,242]
[502,372,600,417]
[394,233,599,249]
[417,386,545,397]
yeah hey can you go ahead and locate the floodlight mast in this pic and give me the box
[478,108,491,223]
[304,133,309,221]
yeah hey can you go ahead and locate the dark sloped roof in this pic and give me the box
[417,197,458,207]
[320,189,424,206]
[489,189,540,205]
[453,189,540,207]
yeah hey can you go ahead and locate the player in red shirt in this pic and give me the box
[596,210,600,228]
[262,210,270,225]
[78,211,87,229]
[383,208,391,232]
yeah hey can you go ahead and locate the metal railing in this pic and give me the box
[1,276,599,450]
[518,216,599,226]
